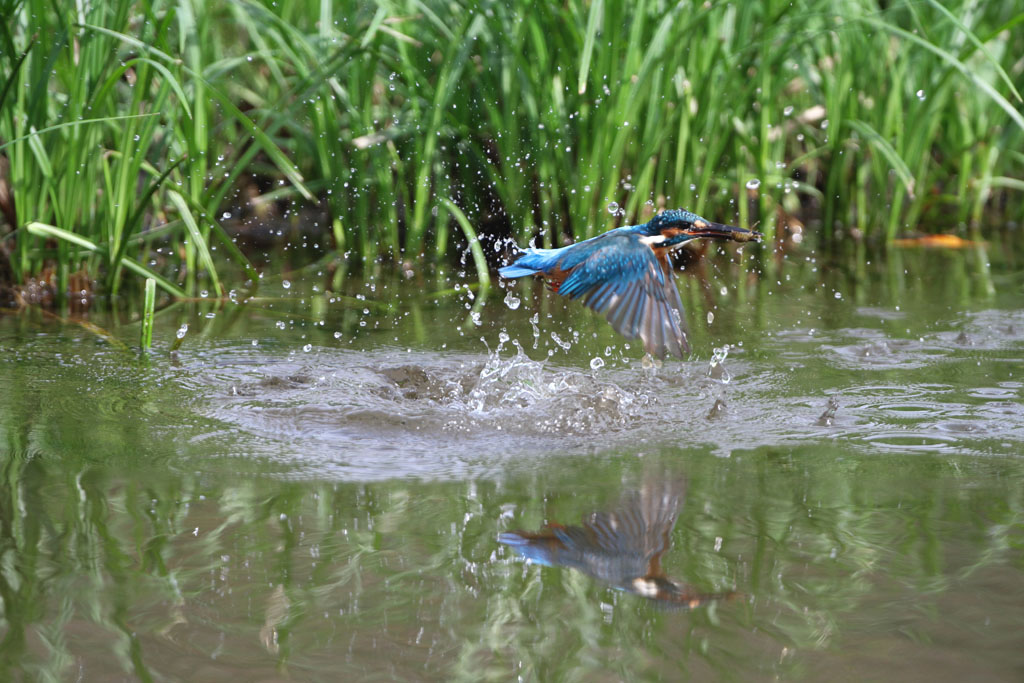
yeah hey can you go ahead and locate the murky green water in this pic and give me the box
[2,246,1023,680]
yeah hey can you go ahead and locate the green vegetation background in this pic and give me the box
[1,0,1022,299]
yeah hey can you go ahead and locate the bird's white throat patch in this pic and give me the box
[639,234,667,246]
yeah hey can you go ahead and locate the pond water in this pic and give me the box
[1,245,1023,680]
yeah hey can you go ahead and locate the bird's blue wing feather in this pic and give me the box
[555,232,689,358]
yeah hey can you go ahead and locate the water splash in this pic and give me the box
[708,345,731,383]
[817,396,840,426]
[452,346,649,435]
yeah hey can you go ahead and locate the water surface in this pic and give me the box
[1,247,1023,680]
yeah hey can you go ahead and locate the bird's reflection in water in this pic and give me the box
[499,478,737,608]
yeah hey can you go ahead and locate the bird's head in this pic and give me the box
[643,209,762,248]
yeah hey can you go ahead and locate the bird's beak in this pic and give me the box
[684,220,762,243]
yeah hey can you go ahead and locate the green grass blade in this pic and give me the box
[0,37,33,114]
[924,0,1021,103]
[988,176,1024,192]
[25,125,53,177]
[847,119,916,199]
[440,198,491,289]
[174,190,259,283]
[0,114,160,152]
[141,277,156,349]
[858,17,1024,132]
[577,0,603,94]
[89,57,193,121]
[167,190,222,296]
[78,21,314,201]
[108,156,189,296]
[24,222,186,297]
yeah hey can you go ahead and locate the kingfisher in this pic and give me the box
[498,479,738,608]
[499,209,761,358]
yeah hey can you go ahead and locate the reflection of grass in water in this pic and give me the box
[2,346,1024,677]
[3,1,1022,299]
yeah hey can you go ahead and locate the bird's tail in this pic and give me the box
[499,247,562,279]
[498,264,538,278]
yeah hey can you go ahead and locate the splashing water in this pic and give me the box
[456,345,649,435]
[708,344,731,383]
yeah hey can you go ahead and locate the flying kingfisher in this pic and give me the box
[499,209,761,358]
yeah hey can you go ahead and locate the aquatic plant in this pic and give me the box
[1,0,1021,299]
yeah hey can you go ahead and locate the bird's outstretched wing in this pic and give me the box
[555,232,689,358]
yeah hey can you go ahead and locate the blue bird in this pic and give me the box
[499,209,761,358]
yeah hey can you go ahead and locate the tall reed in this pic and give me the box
[1,0,1021,296]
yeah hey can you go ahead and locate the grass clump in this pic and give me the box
[1,0,1022,299]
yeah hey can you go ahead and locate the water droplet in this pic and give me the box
[720,285,728,296]
[707,311,715,325]
[916,89,926,101]
[503,291,521,310]
[606,201,620,215]
[708,345,731,383]
[550,331,571,350]
[783,105,794,116]
[282,280,291,289]
[176,324,188,339]
[498,331,510,344]
[590,357,605,370]
[834,291,842,299]
[333,331,342,339]
[303,344,312,352]
[745,178,761,190]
